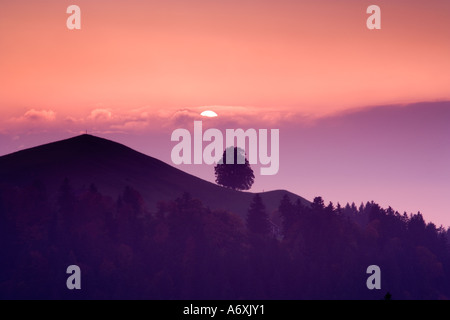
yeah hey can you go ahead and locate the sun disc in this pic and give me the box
[201,110,218,117]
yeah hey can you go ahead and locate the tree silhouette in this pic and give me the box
[278,194,294,236]
[214,147,255,191]
[311,196,325,213]
[246,194,270,236]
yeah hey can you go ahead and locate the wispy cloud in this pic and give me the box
[11,109,57,123]
[88,109,113,121]
[3,105,320,135]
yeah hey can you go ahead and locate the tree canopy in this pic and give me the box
[214,147,255,191]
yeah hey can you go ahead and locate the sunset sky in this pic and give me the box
[0,1,449,225]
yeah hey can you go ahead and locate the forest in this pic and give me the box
[0,178,449,300]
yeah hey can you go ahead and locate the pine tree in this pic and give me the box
[278,194,294,235]
[246,194,270,236]
[311,196,325,213]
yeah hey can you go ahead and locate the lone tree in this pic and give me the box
[246,194,270,236]
[214,147,255,191]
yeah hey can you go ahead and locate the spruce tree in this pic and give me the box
[246,194,270,236]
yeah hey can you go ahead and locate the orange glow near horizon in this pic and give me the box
[0,0,449,124]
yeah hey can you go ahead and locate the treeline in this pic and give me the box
[0,179,449,299]
[275,196,450,299]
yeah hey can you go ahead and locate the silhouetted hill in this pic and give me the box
[0,134,307,219]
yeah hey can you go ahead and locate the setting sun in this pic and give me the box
[201,110,218,118]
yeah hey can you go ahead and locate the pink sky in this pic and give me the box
[1,0,449,119]
[0,1,449,225]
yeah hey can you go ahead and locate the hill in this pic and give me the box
[0,134,307,219]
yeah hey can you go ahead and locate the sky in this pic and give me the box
[0,1,449,225]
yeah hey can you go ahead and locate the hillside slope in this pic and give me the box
[0,134,308,218]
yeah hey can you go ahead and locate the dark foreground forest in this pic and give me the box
[1,179,449,300]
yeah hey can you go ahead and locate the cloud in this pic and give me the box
[5,109,58,133]
[88,109,113,121]
[168,109,200,126]
[58,107,155,133]
[64,116,78,124]
[3,104,312,136]
[110,120,149,131]
[13,109,57,122]
[187,105,311,128]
